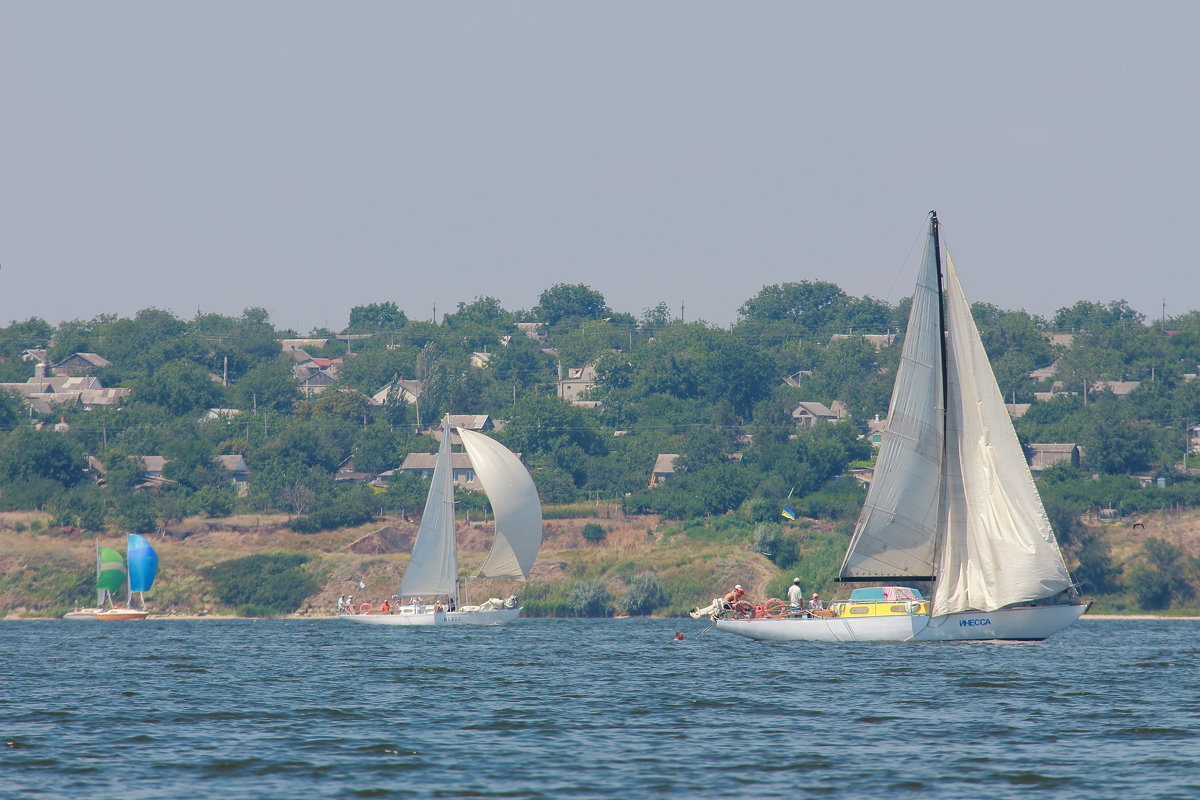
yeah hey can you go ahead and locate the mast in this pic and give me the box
[930,209,947,595]
[931,210,948,429]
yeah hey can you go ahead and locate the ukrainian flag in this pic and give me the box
[780,505,797,520]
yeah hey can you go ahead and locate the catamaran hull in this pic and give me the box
[714,604,1087,643]
[63,608,149,621]
[338,607,521,626]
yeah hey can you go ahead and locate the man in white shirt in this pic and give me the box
[786,578,804,610]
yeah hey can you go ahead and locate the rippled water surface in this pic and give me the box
[3,618,1199,799]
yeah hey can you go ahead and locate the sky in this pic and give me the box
[2,2,1198,333]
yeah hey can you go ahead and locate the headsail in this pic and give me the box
[97,546,127,596]
[459,428,543,581]
[839,220,944,581]
[932,252,1073,615]
[127,534,158,594]
[397,417,459,598]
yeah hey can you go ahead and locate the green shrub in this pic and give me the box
[568,578,611,617]
[582,523,607,543]
[618,572,666,616]
[205,552,320,616]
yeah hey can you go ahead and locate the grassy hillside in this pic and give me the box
[3,504,1200,618]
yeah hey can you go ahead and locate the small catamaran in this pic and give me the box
[340,416,542,626]
[711,212,1087,642]
[64,533,159,621]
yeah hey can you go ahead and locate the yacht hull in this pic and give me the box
[338,607,521,626]
[714,604,1087,642]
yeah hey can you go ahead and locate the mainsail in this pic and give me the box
[839,226,944,581]
[397,417,459,598]
[839,212,1073,616]
[460,428,543,581]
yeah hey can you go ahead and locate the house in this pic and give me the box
[370,378,424,406]
[202,408,244,422]
[1029,360,1060,381]
[1005,403,1032,419]
[471,352,493,368]
[1026,443,1080,472]
[557,365,597,404]
[829,333,896,351]
[334,456,375,484]
[132,454,251,492]
[791,401,839,427]
[1091,380,1140,399]
[865,415,887,447]
[295,365,337,395]
[396,452,482,489]
[51,353,110,377]
[430,415,496,445]
[214,454,251,495]
[780,370,813,388]
[649,454,679,487]
[0,376,128,412]
[515,322,546,341]
[21,349,47,364]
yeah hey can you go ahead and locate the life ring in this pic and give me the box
[762,598,787,618]
[359,602,371,614]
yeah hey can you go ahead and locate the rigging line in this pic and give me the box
[883,217,929,308]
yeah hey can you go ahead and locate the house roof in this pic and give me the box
[399,452,477,471]
[214,454,250,474]
[55,353,110,368]
[1092,380,1141,397]
[792,401,837,419]
[653,454,679,474]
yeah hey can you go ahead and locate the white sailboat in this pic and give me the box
[340,416,542,626]
[714,212,1087,642]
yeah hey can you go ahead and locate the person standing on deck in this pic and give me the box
[787,578,804,610]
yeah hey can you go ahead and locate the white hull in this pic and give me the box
[714,604,1088,642]
[338,607,521,626]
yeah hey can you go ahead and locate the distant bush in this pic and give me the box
[582,523,607,544]
[618,572,666,616]
[205,552,319,616]
[568,578,612,617]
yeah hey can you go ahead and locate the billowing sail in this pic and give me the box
[127,534,158,594]
[97,546,126,594]
[397,418,459,598]
[932,253,1073,615]
[839,225,944,581]
[460,428,543,581]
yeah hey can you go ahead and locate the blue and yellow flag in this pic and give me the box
[780,505,797,520]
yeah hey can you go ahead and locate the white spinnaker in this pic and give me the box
[839,227,944,581]
[460,428,543,581]
[933,253,1072,616]
[397,418,458,598]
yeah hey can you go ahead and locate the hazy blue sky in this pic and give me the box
[3,2,1197,332]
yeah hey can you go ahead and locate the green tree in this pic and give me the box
[348,302,408,332]
[134,359,224,415]
[534,283,607,326]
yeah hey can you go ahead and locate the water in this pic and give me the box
[2,618,1198,799]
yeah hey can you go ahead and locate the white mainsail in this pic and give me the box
[839,228,944,581]
[460,428,543,581]
[397,417,458,598]
[933,252,1072,615]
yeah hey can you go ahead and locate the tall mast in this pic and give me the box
[930,210,948,421]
